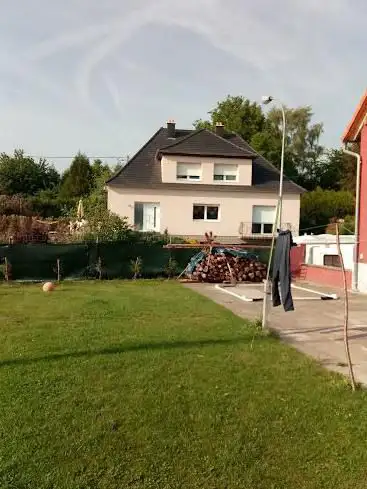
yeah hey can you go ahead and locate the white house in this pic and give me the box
[107,121,304,239]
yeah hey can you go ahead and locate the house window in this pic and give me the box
[252,205,276,234]
[134,202,160,232]
[176,163,201,181]
[193,204,219,221]
[134,202,144,231]
[213,164,238,181]
[323,254,341,268]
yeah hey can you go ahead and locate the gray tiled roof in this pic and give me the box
[159,129,255,158]
[107,127,304,194]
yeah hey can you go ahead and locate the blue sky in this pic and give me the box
[0,0,365,170]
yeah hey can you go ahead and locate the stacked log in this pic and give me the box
[188,252,267,283]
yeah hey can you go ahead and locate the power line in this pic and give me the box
[26,155,129,160]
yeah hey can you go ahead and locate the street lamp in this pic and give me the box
[261,96,286,230]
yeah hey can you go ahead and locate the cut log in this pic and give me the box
[186,251,267,283]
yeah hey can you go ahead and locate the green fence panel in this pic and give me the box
[133,243,171,278]
[96,242,172,279]
[0,245,10,259]
[0,242,240,281]
[170,248,202,272]
[0,243,90,281]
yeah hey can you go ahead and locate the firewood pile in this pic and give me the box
[187,251,267,283]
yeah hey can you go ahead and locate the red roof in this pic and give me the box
[342,90,367,143]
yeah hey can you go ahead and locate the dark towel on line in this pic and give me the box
[272,230,294,312]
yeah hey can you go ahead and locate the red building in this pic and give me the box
[343,90,367,292]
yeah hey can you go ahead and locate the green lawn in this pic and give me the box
[1,281,367,489]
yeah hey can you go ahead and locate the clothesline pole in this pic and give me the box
[278,103,286,229]
[261,97,286,229]
[260,97,286,330]
[262,200,281,330]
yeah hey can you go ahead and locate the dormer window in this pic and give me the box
[176,163,201,181]
[213,164,238,181]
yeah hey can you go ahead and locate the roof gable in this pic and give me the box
[107,125,304,194]
[224,133,305,193]
[342,89,367,143]
[159,128,255,158]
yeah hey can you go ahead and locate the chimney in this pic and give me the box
[215,122,225,137]
[167,119,176,138]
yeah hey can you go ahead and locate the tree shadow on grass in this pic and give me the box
[0,336,259,368]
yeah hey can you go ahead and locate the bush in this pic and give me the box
[0,215,49,243]
[0,193,77,219]
[77,205,133,242]
[0,195,33,216]
[28,193,77,218]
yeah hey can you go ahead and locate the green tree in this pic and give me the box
[91,159,111,184]
[300,187,355,234]
[252,106,324,190]
[194,95,266,142]
[60,152,93,198]
[194,95,330,191]
[0,149,60,196]
[82,161,114,218]
[320,149,357,192]
[28,189,77,218]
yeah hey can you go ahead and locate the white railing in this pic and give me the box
[238,222,296,238]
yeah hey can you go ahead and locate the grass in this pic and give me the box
[0,280,367,489]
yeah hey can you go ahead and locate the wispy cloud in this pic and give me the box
[0,0,365,166]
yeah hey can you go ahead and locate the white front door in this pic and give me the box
[143,203,160,232]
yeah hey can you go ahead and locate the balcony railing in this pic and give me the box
[238,222,296,238]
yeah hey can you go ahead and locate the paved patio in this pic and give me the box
[185,282,367,386]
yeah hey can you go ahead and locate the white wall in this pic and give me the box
[305,243,354,270]
[161,155,252,186]
[108,186,300,237]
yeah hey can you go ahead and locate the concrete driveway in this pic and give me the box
[185,281,367,386]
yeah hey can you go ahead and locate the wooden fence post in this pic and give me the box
[56,259,61,282]
[4,257,9,282]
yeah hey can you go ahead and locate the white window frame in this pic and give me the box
[213,163,238,182]
[134,202,160,232]
[176,162,202,181]
[193,204,220,222]
[252,205,276,234]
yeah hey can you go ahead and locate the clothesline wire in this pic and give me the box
[299,223,354,233]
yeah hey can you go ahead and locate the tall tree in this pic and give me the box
[194,95,266,142]
[91,159,111,180]
[0,149,60,196]
[300,187,355,233]
[194,96,328,190]
[252,106,325,190]
[321,149,357,193]
[60,152,93,198]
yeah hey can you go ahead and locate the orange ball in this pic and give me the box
[42,282,55,292]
